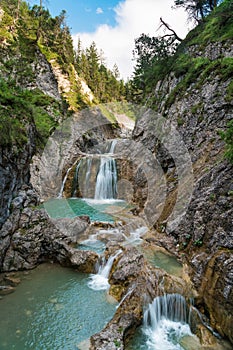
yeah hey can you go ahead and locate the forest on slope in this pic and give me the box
[0,0,125,150]
[127,0,233,163]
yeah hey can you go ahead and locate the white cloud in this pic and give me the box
[73,0,191,80]
[96,7,104,14]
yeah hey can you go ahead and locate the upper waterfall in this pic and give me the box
[94,140,118,200]
[59,140,118,200]
[94,156,117,200]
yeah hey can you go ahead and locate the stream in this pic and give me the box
[0,264,117,350]
[2,137,232,350]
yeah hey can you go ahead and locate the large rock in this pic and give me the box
[0,192,98,272]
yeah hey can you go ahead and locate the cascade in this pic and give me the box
[70,140,118,200]
[94,156,117,200]
[58,166,73,198]
[88,250,122,290]
[117,284,135,309]
[71,162,81,197]
[94,139,118,200]
[142,293,193,350]
[108,139,117,154]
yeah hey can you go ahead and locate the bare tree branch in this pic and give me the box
[159,17,183,42]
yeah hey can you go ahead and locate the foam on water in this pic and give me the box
[143,319,192,350]
[88,250,122,291]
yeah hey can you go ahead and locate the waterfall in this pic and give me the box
[94,156,117,200]
[70,140,118,199]
[88,250,122,290]
[144,294,190,328]
[142,293,193,350]
[117,285,135,309]
[71,162,81,197]
[58,166,73,198]
[108,139,117,154]
[94,140,118,200]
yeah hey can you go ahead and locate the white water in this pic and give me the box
[71,162,81,197]
[88,250,122,291]
[142,294,193,350]
[58,166,73,198]
[69,140,118,200]
[94,156,117,200]
[117,285,135,309]
[108,139,117,154]
[89,140,118,200]
[123,226,148,246]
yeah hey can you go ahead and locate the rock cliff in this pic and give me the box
[132,40,233,342]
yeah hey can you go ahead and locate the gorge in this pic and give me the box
[0,1,233,349]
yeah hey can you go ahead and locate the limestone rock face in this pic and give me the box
[30,109,117,200]
[29,49,61,101]
[132,40,233,343]
[0,126,37,229]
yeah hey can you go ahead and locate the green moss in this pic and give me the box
[193,239,203,247]
[186,0,233,46]
[113,339,121,348]
[99,105,117,124]
[177,116,184,126]
[191,102,204,114]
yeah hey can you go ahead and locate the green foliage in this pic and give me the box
[0,0,126,113]
[225,80,233,103]
[129,0,232,104]
[0,79,33,148]
[0,79,61,150]
[193,239,203,247]
[113,339,121,348]
[0,8,14,43]
[99,105,117,124]
[186,0,233,45]
[75,41,125,103]
[131,33,179,100]
[174,0,223,22]
[99,102,137,125]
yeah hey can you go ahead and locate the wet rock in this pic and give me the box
[78,215,91,224]
[4,276,21,287]
[91,246,194,349]
[0,285,15,295]
[67,248,99,273]
[110,247,144,284]
[0,205,91,272]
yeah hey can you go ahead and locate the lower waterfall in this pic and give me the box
[129,294,193,350]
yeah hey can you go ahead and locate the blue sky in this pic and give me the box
[29,0,119,32]
[29,1,191,79]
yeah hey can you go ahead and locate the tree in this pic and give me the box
[112,63,120,79]
[74,40,126,103]
[174,0,222,22]
[132,33,178,87]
